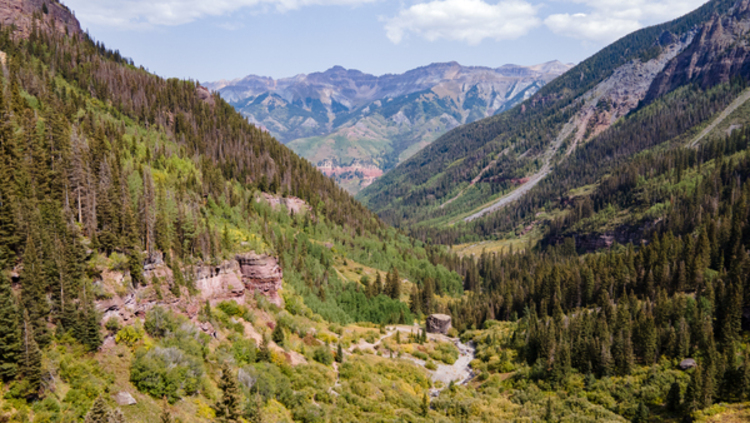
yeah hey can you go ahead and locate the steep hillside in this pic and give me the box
[208,62,570,193]
[3,1,750,423]
[358,0,742,234]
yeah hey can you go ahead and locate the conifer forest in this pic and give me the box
[3,0,750,422]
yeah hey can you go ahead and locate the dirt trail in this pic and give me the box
[689,88,750,148]
[463,119,576,222]
[342,325,476,392]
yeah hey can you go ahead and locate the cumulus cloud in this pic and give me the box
[63,0,376,29]
[384,0,540,45]
[545,0,709,43]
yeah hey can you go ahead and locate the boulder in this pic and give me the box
[113,391,137,406]
[426,314,452,335]
[679,358,697,370]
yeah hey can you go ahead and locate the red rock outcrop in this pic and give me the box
[97,251,284,338]
[237,253,283,307]
[0,0,81,39]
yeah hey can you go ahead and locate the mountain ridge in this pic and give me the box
[208,60,572,192]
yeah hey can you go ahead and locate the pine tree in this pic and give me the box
[742,350,750,401]
[667,381,681,412]
[0,273,20,381]
[632,402,649,423]
[335,343,343,364]
[245,393,263,423]
[271,323,284,348]
[109,408,126,423]
[421,393,429,417]
[84,396,110,423]
[257,336,270,362]
[75,287,102,352]
[684,368,703,415]
[21,308,42,398]
[374,272,382,296]
[160,401,174,423]
[21,234,50,347]
[215,363,241,423]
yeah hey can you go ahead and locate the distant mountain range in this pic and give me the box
[206,61,572,193]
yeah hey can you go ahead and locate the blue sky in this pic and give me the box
[62,0,709,82]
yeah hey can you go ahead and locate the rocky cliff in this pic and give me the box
[0,0,80,38]
[97,252,284,340]
[646,0,750,101]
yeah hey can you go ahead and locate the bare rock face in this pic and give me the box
[196,85,215,106]
[0,0,81,39]
[237,253,283,307]
[646,0,750,102]
[426,314,452,335]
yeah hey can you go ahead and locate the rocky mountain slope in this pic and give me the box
[207,61,571,193]
[358,0,748,238]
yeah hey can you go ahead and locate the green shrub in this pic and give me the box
[144,306,179,338]
[130,347,204,403]
[232,338,257,365]
[115,325,144,347]
[217,300,243,317]
[313,346,333,366]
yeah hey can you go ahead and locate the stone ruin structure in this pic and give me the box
[426,314,452,335]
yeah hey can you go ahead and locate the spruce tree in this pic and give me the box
[109,408,126,423]
[84,396,110,423]
[160,403,174,423]
[257,336,270,362]
[21,234,50,347]
[21,308,42,398]
[421,393,429,417]
[684,368,703,415]
[632,402,649,423]
[667,382,681,412]
[0,273,20,381]
[271,323,284,348]
[215,363,241,423]
[336,343,343,364]
[245,393,263,423]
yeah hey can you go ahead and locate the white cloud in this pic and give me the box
[544,0,709,43]
[384,0,540,45]
[62,0,377,29]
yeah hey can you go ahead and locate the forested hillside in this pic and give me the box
[357,0,741,236]
[3,0,750,422]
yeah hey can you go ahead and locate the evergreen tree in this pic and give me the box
[421,393,429,417]
[21,308,42,398]
[684,368,703,416]
[215,363,241,423]
[257,336,270,362]
[84,396,110,423]
[0,273,20,381]
[271,323,284,348]
[160,401,174,423]
[21,234,50,347]
[335,343,343,364]
[109,408,126,423]
[667,382,681,412]
[632,402,649,423]
[245,393,263,423]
